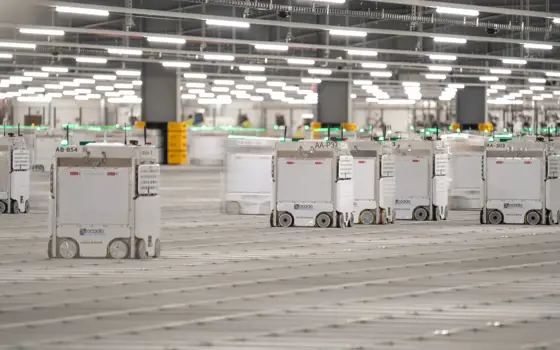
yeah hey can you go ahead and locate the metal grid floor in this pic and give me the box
[0,166,559,350]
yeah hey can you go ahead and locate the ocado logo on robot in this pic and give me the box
[79,228,105,236]
[395,199,412,204]
[294,204,313,210]
[503,203,523,209]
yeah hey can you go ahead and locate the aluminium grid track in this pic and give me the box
[0,166,559,350]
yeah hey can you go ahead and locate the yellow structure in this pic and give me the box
[310,122,321,140]
[450,123,461,131]
[478,123,493,132]
[341,122,357,131]
[167,122,187,165]
[134,121,146,129]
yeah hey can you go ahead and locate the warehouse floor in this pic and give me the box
[0,166,559,350]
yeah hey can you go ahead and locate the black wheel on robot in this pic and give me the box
[487,210,504,225]
[525,211,541,226]
[359,210,375,225]
[47,239,53,258]
[225,201,241,215]
[269,212,275,227]
[412,207,429,221]
[25,200,30,213]
[136,239,147,260]
[154,239,161,258]
[315,213,332,228]
[347,213,355,227]
[11,200,20,214]
[379,208,386,224]
[0,200,7,214]
[337,212,346,228]
[277,212,294,228]
[58,238,79,259]
[391,210,396,224]
[479,209,484,224]
[108,239,130,259]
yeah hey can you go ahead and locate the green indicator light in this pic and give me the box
[291,138,304,142]
[273,125,279,130]
[448,126,452,130]
[368,126,373,131]
[503,128,508,132]
[488,138,494,142]
[420,129,425,133]
[304,125,309,130]
[61,140,69,146]
[387,130,393,135]
[456,129,461,133]
[359,128,365,132]
[115,124,120,128]
[378,136,385,141]
[410,126,415,131]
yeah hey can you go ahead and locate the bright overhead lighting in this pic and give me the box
[18,89,34,95]
[60,81,79,87]
[554,91,560,95]
[267,81,286,87]
[181,94,197,100]
[433,36,467,44]
[198,98,229,105]
[489,68,511,75]
[239,65,265,72]
[530,86,545,91]
[310,0,345,3]
[19,28,65,36]
[297,89,314,95]
[203,54,235,61]
[366,97,378,103]
[162,61,191,68]
[308,68,332,75]
[436,7,479,17]
[346,49,378,56]
[510,92,522,97]
[528,78,546,84]
[87,94,101,99]
[107,48,142,56]
[46,92,62,98]
[95,86,114,91]
[490,85,506,90]
[546,72,560,77]
[378,99,416,105]
[0,53,13,59]
[236,84,254,90]
[214,79,235,86]
[17,95,52,103]
[0,42,36,49]
[146,36,186,44]
[542,93,553,99]
[448,83,465,89]
[27,87,45,93]
[353,80,372,85]
[361,62,387,69]
[132,80,142,86]
[183,73,207,79]
[524,43,553,50]
[255,88,272,93]
[287,58,315,65]
[107,96,142,104]
[554,18,560,24]
[114,83,134,89]
[250,96,264,102]
[426,74,446,80]
[75,95,89,101]
[118,90,136,96]
[429,54,457,61]
[487,89,498,94]
[23,71,48,78]
[253,44,289,51]
[245,76,266,82]
[429,65,452,72]
[519,89,533,94]
[402,82,420,87]
[532,96,544,101]
[55,6,109,16]
[301,78,322,84]
[74,78,95,84]
[116,70,141,77]
[479,76,499,82]
[212,86,230,93]
[75,56,107,64]
[369,71,392,77]
[205,19,250,28]
[282,85,299,91]
[188,89,205,94]
[230,90,247,95]
[329,29,367,37]
[62,90,79,96]
[93,74,117,81]
[44,84,63,90]
[41,66,68,73]
[185,82,205,88]
[502,58,527,65]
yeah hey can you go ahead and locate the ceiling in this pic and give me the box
[1,0,560,106]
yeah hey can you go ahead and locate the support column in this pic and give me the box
[456,86,487,130]
[317,81,351,127]
[141,62,181,123]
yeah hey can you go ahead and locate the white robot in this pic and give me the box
[222,136,280,215]
[0,134,30,214]
[347,140,396,225]
[481,138,560,225]
[48,142,161,259]
[270,139,354,228]
[393,139,450,221]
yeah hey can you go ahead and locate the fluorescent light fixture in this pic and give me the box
[181,94,196,100]
[530,86,545,91]
[46,92,62,98]
[146,36,186,44]
[402,82,420,87]
[107,96,142,104]
[60,81,79,87]
[425,74,446,80]
[528,78,546,84]
[287,58,315,65]
[502,58,527,65]
[205,19,250,28]
[524,43,553,50]
[429,54,457,61]
[17,95,52,103]
[62,90,79,96]
[519,90,533,94]
[185,82,205,88]
[188,89,205,94]
[282,85,299,91]
[239,65,265,72]
[0,53,13,59]
[542,93,553,99]
[55,6,109,16]
[297,89,314,95]
[554,91,560,95]
[23,71,48,78]
[87,94,101,99]
[75,56,107,64]
[44,84,63,90]
[346,49,378,56]
[253,44,289,51]
[490,85,506,90]
[183,73,207,79]
[353,80,372,85]
[436,7,479,16]
[546,72,560,77]
[378,99,416,105]
[429,65,452,72]
[489,68,511,75]
[41,66,68,73]
[433,36,467,44]
[203,54,235,61]
[18,89,34,95]
[250,96,264,102]
[217,95,233,101]
[27,87,45,93]
[308,68,332,76]
[329,29,367,37]
[267,81,286,87]
[20,28,64,36]
[255,88,272,93]
[245,76,266,82]
[533,96,544,101]
[301,78,322,84]
[350,94,357,99]
[74,78,95,84]
[10,76,32,82]
[114,83,134,89]
[214,79,235,86]
[107,48,142,56]
[118,90,136,96]
[211,86,229,93]
[75,95,89,101]
[93,74,117,81]
[236,84,254,90]
[479,76,499,82]
[448,83,465,89]
[132,80,142,86]
[365,97,378,103]
[0,42,36,49]
[95,86,114,91]
[369,71,392,77]
[361,62,387,69]
[116,70,140,77]
[230,90,246,95]
[198,98,227,105]
[162,61,191,68]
